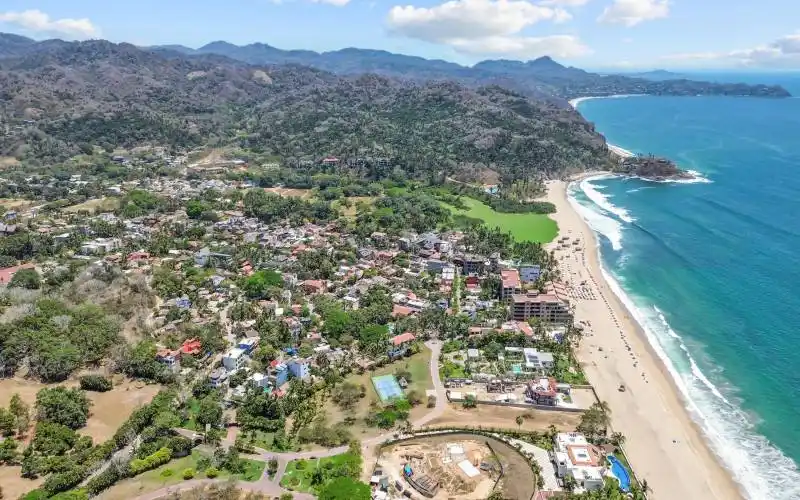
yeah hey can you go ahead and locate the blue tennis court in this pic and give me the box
[372,374,404,402]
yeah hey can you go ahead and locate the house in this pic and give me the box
[522,348,555,370]
[180,338,202,356]
[459,255,486,276]
[500,269,522,301]
[512,292,571,323]
[0,263,35,286]
[194,247,232,267]
[553,433,605,492]
[127,251,151,264]
[0,223,17,235]
[390,332,416,347]
[248,372,270,389]
[467,349,481,361]
[237,337,259,354]
[80,238,119,255]
[525,377,558,406]
[287,359,310,380]
[283,317,302,340]
[156,348,181,370]
[300,280,326,295]
[222,348,247,371]
[269,361,290,387]
[392,304,416,318]
[210,367,228,387]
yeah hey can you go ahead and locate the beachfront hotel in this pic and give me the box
[511,289,571,323]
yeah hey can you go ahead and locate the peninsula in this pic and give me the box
[613,154,695,181]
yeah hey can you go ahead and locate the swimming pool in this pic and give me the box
[607,455,631,492]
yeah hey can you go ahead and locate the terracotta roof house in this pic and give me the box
[390,332,416,346]
[0,263,35,286]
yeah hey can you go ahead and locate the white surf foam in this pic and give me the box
[579,176,635,223]
[567,185,624,251]
[571,188,800,500]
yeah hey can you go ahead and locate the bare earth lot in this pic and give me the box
[264,187,314,199]
[425,403,582,432]
[0,378,161,442]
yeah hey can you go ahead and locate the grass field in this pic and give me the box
[100,450,265,500]
[280,454,354,493]
[64,197,120,213]
[442,197,558,243]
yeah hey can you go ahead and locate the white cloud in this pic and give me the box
[540,0,590,5]
[598,0,668,26]
[386,0,588,59]
[311,0,351,5]
[660,33,800,68]
[0,9,98,38]
[450,34,590,58]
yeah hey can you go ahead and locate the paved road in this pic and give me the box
[139,340,446,499]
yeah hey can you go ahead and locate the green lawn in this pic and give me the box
[179,398,201,431]
[439,359,467,379]
[442,196,558,243]
[133,450,266,487]
[280,454,357,494]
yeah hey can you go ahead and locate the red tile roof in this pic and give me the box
[390,332,416,346]
[392,304,415,318]
[181,338,202,355]
[0,263,34,285]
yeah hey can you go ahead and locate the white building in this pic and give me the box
[222,347,247,371]
[523,348,555,370]
[554,433,605,492]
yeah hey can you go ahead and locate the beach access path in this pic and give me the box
[545,178,742,500]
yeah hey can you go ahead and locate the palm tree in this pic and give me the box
[610,431,626,448]
[515,415,524,429]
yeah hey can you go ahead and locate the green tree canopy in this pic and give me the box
[318,476,371,500]
[35,387,91,430]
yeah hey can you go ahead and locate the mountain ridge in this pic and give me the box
[0,33,789,101]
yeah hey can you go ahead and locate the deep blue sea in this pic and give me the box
[572,74,800,500]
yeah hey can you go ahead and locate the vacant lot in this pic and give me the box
[335,196,376,218]
[264,187,314,199]
[0,198,33,210]
[0,377,161,442]
[425,403,582,432]
[98,449,265,500]
[64,197,120,213]
[0,466,44,499]
[441,197,558,243]
[324,348,433,440]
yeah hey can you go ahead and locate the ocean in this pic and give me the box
[571,74,800,500]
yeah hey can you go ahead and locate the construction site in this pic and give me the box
[378,436,501,499]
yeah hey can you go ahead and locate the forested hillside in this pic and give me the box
[0,40,611,179]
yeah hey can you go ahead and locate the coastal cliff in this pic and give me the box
[612,154,694,181]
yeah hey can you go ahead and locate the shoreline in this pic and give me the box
[545,178,743,499]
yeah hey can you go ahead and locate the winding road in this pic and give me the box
[133,341,446,499]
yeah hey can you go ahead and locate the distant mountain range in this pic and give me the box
[0,32,790,181]
[617,70,693,81]
[143,40,791,100]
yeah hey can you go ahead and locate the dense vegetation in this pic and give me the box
[0,300,121,382]
[0,40,610,181]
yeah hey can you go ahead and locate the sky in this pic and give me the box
[1,0,800,70]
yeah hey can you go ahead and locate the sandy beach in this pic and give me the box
[545,178,742,499]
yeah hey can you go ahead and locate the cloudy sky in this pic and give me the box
[1,0,800,69]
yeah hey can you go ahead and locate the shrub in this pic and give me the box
[129,447,172,475]
[205,466,219,478]
[79,375,112,392]
[160,468,174,478]
[182,468,195,480]
[43,467,85,495]
[294,459,307,470]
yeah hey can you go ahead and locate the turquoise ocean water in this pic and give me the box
[572,74,800,500]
